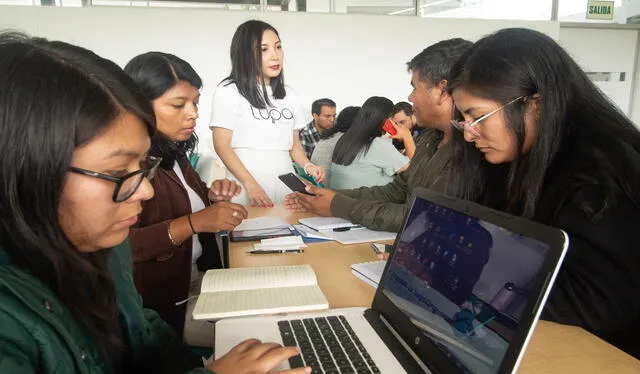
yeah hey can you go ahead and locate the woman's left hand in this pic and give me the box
[306,164,325,183]
[208,179,242,202]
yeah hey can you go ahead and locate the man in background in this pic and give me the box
[391,101,421,152]
[299,98,337,158]
[285,38,473,232]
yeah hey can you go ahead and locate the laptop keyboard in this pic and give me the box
[278,315,380,374]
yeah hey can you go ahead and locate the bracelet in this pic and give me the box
[167,224,179,247]
[303,162,314,175]
[187,214,197,234]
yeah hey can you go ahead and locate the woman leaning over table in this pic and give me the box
[0,31,309,374]
[444,28,640,358]
[211,20,325,208]
[124,52,248,346]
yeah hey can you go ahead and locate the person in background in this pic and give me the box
[0,32,308,374]
[327,96,415,189]
[285,38,472,232]
[299,98,337,158]
[210,20,324,208]
[390,101,420,152]
[124,52,247,347]
[446,28,640,358]
[310,106,360,184]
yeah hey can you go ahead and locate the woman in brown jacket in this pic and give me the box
[125,52,248,347]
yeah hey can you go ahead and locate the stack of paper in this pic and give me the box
[351,260,387,288]
[293,224,333,242]
[234,216,291,231]
[253,236,306,251]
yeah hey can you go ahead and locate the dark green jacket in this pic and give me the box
[331,130,451,232]
[0,240,211,374]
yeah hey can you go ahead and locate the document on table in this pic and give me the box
[325,228,396,245]
[233,216,291,231]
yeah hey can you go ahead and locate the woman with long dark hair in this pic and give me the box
[445,28,640,358]
[328,97,415,189]
[0,32,308,374]
[210,20,324,207]
[124,52,247,346]
[310,106,360,182]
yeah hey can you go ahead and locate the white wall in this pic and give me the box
[0,5,559,163]
[559,27,638,116]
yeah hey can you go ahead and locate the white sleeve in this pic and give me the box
[209,83,239,131]
[286,86,310,130]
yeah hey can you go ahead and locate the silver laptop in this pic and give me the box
[215,188,569,373]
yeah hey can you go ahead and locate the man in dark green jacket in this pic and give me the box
[284,38,473,232]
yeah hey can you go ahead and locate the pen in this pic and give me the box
[247,249,304,254]
[333,226,364,232]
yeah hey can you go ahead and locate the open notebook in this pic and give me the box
[192,265,329,320]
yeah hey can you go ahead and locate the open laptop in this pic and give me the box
[214,187,569,373]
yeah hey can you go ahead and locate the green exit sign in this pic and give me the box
[587,0,614,20]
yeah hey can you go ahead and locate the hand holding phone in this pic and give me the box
[382,119,397,136]
[278,173,315,195]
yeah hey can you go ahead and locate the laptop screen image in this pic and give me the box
[377,194,561,373]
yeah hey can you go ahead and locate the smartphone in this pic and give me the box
[278,173,315,195]
[382,119,397,136]
[370,242,393,254]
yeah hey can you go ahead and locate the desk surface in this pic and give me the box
[230,206,639,373]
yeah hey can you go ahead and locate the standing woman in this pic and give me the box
[0,32,306,374]
[445,28,640,358]
[211,20,325,207]
[124,52,247,346]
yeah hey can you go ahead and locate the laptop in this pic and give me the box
[214,187,569,373]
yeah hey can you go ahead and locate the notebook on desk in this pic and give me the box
[215,187,569,373]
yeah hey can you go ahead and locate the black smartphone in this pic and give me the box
[278,173,315,195]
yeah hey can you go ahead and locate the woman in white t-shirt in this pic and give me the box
[211,20,325,207]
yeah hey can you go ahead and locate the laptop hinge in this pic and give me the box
[364,309,431,374]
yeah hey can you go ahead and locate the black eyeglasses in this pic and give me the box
[69,155,162,202]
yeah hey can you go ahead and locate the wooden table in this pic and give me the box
[230,206,640,373]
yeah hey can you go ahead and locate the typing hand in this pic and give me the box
[206,339,310,374]
[209,179,242,202]
[376,253,390,261]
[283,185,334,216]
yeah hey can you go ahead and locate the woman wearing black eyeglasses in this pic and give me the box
[124,52,248,347]
[0,32,308,374]
[445,28,640,358]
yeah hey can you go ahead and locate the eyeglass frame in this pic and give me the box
[68,155,162,203]
[451,96,527,136]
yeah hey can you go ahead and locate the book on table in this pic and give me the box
[350,260,386,288]
[192,264,329,320]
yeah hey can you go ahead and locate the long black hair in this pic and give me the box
[332,97,393,165]
[321,106,360,140]
[445,28,640,219]
[223,20,286,109]
[124,52,201,169]
[0,32,155,355]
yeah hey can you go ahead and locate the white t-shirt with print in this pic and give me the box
[209,82,308,150]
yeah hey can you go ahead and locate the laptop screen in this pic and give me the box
[380,196,550,373]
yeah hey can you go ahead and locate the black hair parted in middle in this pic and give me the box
[224,20,286,109]
[124,52,202,169]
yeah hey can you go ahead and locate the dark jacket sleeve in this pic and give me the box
[540,188,640,356]
[331,194,407,232]
[129,220,179,263]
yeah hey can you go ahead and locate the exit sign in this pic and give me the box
[587,0,614,20]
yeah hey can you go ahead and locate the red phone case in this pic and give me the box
[382,119,397,136]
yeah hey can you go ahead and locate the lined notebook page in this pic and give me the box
[200,265,317,293]
[192,285,328,320]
